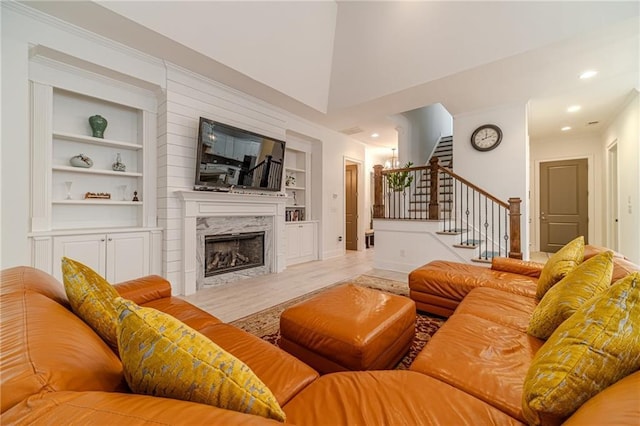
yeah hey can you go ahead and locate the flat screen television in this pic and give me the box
[194,117,286,191]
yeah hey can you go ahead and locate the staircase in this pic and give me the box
[431,135,452,167]
[436,229,502,264]
[409,136,454,219]
[426,135,502,263]
[373,146,522,268]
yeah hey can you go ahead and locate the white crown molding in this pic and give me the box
[30,49,158,95]
[29,53,158,112]
[3,1,164,70]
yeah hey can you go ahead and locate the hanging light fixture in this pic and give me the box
[384,148,400,169]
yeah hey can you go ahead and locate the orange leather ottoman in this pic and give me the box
[279,284,416,374]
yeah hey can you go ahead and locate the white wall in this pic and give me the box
[402,103,453,165]
[603,90,639,263]
[0,4,367,292]
[452,102,530,258]
[529,133,604,251]
[100,1,337,113]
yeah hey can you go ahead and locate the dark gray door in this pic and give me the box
[540,159,588,252]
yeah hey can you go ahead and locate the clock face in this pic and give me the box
[471,125,502,151]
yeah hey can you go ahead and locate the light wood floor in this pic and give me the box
[184,249,407,323]
[184,250,549,323]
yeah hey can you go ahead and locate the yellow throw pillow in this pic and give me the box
[115,298,286,422]
[62,257,119,351]
[536,236,585,299]
[523,272,640,426]
[528,251,614,339]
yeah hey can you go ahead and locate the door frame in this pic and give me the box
[607,140,619,251]
[343,156,365,251]
[532,154,594,252]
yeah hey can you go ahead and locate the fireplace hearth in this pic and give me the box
[204,231,265,277]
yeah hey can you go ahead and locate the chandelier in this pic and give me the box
[384,148,400,169]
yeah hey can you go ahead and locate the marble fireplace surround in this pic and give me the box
[178,191,287,295]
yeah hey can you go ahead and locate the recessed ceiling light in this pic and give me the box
[371,133,380,138]
[579,70,598,79]
[567,105,581,113]
[561,126,572,131]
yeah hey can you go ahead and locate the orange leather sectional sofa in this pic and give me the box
[1,255,638,425]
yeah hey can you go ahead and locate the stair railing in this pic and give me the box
[373,158,522,259]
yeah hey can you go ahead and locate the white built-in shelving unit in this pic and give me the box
[284,147,309,222]
[28,54,161,282]
[284,141,318,265]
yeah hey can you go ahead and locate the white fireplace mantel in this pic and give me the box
[177,190,287,295]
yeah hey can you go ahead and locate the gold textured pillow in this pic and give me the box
[528,251,614,339]
[62,257,119,350]
[536,236,585,299]
[115,298,286,422]
[523,272,640,425]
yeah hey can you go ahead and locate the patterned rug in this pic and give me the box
[229,275,445,370]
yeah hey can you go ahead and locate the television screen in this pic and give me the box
[194,118,286,191]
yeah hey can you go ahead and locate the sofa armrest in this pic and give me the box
[491,257,544,278]
[584,244,626,260]
[113,275,172,304]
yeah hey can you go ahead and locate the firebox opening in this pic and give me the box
[204,231,265,277]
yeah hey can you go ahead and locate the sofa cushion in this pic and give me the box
[523,272,640,425]
[410,313,543,422]
[197,323,318,405]
[527,251,614,339]
[62,257,119,350]
[282,370,522,426]
[0,290,126,413]
[409,260,538,302]
[1,391,282,425]
[0,266,69,307]
[563,370,640,426]
[454,287,537,333]
[535,236,584,299]
[115,298,286,421]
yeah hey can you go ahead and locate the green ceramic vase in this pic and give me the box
[89,115,108,138]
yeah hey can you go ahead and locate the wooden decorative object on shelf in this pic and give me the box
[84,192,111,199]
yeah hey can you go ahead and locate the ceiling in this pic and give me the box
[22,1,640,149]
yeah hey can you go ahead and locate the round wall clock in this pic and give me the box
[470,124,502,151]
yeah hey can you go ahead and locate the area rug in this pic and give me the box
[229,275,445,370]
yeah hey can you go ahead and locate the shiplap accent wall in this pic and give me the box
[159,65,290,294]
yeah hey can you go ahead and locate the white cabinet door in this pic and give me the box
[286,222,317,266]
[52,234,107,281]
[286,224,301,260]
[299,223,315,258]
[52,231,150,283]
[106,232,150,282]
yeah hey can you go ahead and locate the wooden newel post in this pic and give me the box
[428,157,440,220]
[508,197,523,259]
[373,164,384,218]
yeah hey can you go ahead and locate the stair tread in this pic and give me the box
[453,243,478,249]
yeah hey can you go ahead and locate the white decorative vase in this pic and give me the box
[70,154,93,168]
